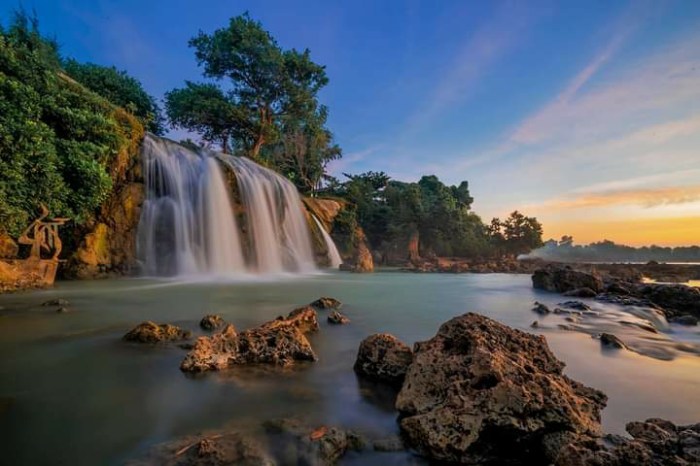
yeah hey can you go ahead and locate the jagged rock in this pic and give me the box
[200,314,225,331]
[532,301,551,314]
[669,315,698,326]
[353,334,412,387]
[532,265,604,294]
[554,418,700,466]
[599,333,627,349]
[563,287,598,298]
[42,298,69,307]
[327,311,350,325]
[263,418,365,465]
[310,297,342,310]
[123,322,192,344]
[181,308,319,372]
[606,282,631,295]
[395,313,607,465]
[125,430,275,466]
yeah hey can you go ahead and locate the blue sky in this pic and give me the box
[4,0,700,245]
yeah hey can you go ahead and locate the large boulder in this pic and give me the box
[532,265,604,294]
[395,313,607,465]
[181,307,319,372]
[123,321,192,344]
[353,334,412,387]
[635,283,700,318]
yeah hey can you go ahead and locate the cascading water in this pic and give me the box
[137,134,333,276]
[312,215,343,269]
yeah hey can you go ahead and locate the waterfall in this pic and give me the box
[312,215,343,269]
[137,134,331,276]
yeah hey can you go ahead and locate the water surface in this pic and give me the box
[1,272,700,465]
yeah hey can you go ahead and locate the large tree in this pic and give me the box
[166,14,330,159]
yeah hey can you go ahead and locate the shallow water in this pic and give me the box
[1,272,700,465]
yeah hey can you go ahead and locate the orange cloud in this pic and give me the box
[543,216,700,247]
[536,185,700,210]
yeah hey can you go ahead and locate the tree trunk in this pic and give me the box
[407,227,421,265]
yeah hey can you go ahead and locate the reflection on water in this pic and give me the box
[1,272,700,465]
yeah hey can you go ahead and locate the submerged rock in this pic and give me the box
[123,322,192,344]
[669,315,698,326]
[559,300,592,311]
[327,310,350,325]
[42,298,69,307]
[181,308,319,372]
[532,265,604,294]
[125,430,275,466]
[263,418,366,465]
[200,314,225,331]
[353,333,413,387]
[599,333,627,350]
[310,297,342,310]
[395,312,607,465]
[532,301,551,314]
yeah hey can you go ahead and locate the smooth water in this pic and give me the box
[2,273,700,465]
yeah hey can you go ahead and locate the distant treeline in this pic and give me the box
[525,237,700,263]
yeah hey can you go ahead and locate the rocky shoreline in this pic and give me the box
[120,295,700,465]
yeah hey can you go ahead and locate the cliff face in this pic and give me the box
[63,110,145,279]
[303,197,374,272]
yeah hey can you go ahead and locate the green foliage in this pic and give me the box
[327,172,495,258]
[0,11,142,236]
[488,211,544,256]
[166,13,340,192]
[63,59,165,134]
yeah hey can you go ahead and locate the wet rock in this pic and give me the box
[596,293,661,309]
[123,322,192,344]
[56,307,69,313]
[354,334,413,387]
[42,298,69,307]
[395,313,607,465]
[126,430,275,466]
[606,282,631,295]
[263,418,365,465]
[636,284,700,318]
[599,333,627,350]
[532,301,551,314]
[669,315,698,326]
[532,265,604,294]
[310,297,342,310]
[327,310,350,325]
[564,287,598,298]
[531,320,539,328]
[200,314,225,331]
[181,308,318,373]
[559,300,592,311]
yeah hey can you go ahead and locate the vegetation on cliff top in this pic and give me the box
[0,11,149,236]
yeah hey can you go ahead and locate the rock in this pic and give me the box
[181,308,319,373]
[532,301,551,314]
[123,322,192,344]
[559,300,592,311]
[126,430,275,466]
[599,333,627,349]
[554,418,700,466]
[532,265,604,294]
[670,315,699,326]
[42,298,69,307]
[327,311,350,325]
[263,418,365,465]
[352,227,374,273]
[395,313,607,465]
[636,284,700,318]
[531,320,539,328]
[56,307,69,313]
[200,314,225,331]
[310,297,342,310]
[372,436,405,452]
[563,287,598,298]
[354,334,413,387]
[606,282,631,295]
[0,233,18,259]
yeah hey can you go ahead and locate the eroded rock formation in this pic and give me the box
[123,321,192,344]
[353,333,412,387]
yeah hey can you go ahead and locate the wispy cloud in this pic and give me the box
[534,185,700,211]
[327,145,384,175]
